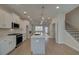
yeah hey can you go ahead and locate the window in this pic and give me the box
[35,26,43,31]
[45,27,48,33]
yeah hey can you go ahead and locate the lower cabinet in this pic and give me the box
[0,36,16,55]
[0,39,9,55]
[9,36,16,52]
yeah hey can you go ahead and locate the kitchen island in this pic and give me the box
[31,33,49,55]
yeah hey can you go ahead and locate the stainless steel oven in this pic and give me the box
[16,34,23,45]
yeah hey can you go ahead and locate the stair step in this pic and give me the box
[67,32,79,34]
[65,23,79,42]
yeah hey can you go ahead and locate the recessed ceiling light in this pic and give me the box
[28,16,30,18]
[41,17,45,20]
[56,6,59,9]
[48,17,51,19]
[24,11,27,14]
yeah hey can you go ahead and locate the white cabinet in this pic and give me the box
[0,39,9,55]
[3,13,12,28]
[31,35,46,55]
[9,36,16,52]
[0,36,16,55]
[12,13,20,23]
[0,9,5,28]
[0,9,12,28]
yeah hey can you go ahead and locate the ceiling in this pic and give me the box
[0,4,79,26]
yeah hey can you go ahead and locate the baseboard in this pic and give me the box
[56,41,64,44]
[64,42,79,52]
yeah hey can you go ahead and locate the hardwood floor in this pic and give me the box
[9,39,79,55]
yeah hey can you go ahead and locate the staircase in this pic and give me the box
[65,22,79,42]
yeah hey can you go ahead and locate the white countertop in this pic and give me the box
[31,33,49,41]
[31,33,49,38]
[0,34,16,41]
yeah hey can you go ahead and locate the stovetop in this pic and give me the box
[8,33,22,36]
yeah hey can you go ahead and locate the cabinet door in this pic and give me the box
[9,36,16,52]
[0,9,12,28]
[0,40,5,54]
[0,10,7,28]
[3,11,11,28]
[0,39,9,55]
[0,36,16,55]
[0,10,4,28]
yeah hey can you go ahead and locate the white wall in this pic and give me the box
[11,13,21,24]
[20,20,29,33]
[49,17,56,38]
[49,14,65,44]
[57,14,65,44]
[66,7,79,30]
[49,8,79,51]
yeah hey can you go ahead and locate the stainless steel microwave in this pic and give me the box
[12,22,19,29]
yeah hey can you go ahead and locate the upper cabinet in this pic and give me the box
[0,9,12,28]
[12,13,20,24]
[0,8,30,32]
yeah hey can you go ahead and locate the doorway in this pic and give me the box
[52,23,56,41]
[45,27,48,34]
[26,25,29,39]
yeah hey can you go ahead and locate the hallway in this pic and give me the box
[9,38,79,55]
